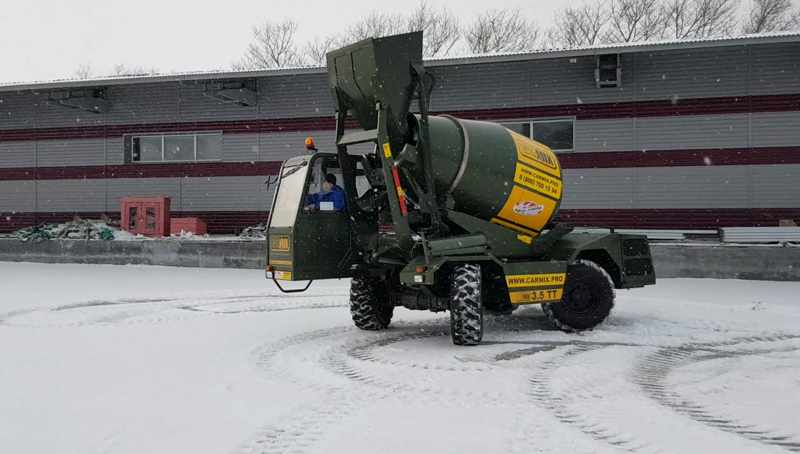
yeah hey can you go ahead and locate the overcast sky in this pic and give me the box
[0,0,584,84]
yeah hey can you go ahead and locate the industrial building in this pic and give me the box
[1,32,799,233]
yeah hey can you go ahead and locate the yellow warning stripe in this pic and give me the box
[269,260,292,266]
[490,218,537,236]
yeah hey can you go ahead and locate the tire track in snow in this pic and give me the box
[636,341,800,453]
[0,291,349,328]
[523,344,658,454]
[243,318,800,454]
[240,326,379,454]
[320,323,520,406]
[517,336,800,454]
[240,319,541,454]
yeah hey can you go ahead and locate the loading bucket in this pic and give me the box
[326,31,423,146]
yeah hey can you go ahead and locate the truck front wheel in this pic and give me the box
[542,260,615,332]
[350,277,394,330]
[449,263,484,346]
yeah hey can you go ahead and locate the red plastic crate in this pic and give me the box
[170,217,207,236]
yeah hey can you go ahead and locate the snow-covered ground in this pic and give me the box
[1,262,799,454]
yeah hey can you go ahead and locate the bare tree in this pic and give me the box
[112,64,159,76]
[233,18,305,70]
[465,8,542,53]
[551,1,611,47]
[406,1,461,57]
[74,63,95,79]
[342,11,407,43]
[663,0,741,39]
[742,0,800,32]
[605,0,668,42]
[304,35,342,65]
[307,2,460,59]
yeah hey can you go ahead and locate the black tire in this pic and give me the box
[542,260,615,332]
[350,277,394,330]
[449,263,484,346]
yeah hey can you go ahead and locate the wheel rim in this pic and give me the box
[563,281,601,315]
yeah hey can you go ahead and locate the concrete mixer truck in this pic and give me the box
[264,31,656,345]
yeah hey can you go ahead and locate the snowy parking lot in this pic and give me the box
[1,262,799,454]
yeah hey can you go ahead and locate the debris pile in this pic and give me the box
[12,216,117,243]
[239,224,267,239]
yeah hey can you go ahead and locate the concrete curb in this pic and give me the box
[650,243,800,281]
[0,239,798,281]
[0,239,267,270]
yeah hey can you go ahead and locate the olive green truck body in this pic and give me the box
[265,31,655,345]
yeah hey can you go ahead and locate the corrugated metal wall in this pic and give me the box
[36,140,106,166]
[634,46,750,100]
[0,40,798,232]
[0,93,35,129]
[751,43,800,95]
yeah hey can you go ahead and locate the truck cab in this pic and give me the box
[266,152,375,282]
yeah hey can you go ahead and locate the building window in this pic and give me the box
[500,119,575,152]
[128,132,223,163]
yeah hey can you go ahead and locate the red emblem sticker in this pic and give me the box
[513,201,544,216]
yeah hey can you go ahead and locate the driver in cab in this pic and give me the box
[305,174,346,212]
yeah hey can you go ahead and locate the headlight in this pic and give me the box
[414,275,424,283]
[266,271,274,279]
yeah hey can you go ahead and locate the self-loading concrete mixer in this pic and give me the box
[265,31,656,345]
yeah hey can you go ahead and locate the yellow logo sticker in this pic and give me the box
[517,234,532,244]
[510,288,564,304]
[269,259,292,266]
[506,273,566,288]
[508,130,561,178]
[274,271,292,281]
[383,143,392,158]
[496,186,557,233]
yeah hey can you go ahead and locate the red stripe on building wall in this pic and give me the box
[0,94,799,144]
[0,162,285,181]
[105,162,283,179]
[0,147,797,182]
[2,209,799,234]
[557,147,800,168]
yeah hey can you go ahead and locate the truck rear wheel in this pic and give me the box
[350,277,394,330]
[542,260,615,332]
[449,264,484,346]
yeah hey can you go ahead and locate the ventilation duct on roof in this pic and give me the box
[595,53,621,88]
[45,88,109,113]
[202,79,258,106]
